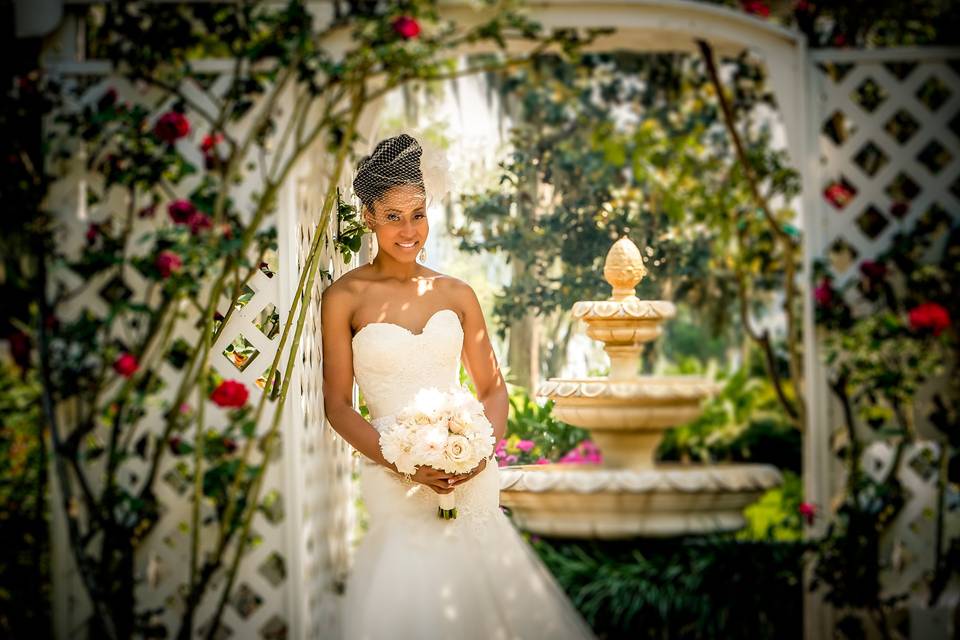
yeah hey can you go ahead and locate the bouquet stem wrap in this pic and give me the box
[377,385,495,521]
[438,491,457,519]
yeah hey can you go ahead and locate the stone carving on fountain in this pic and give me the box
[499,237,783,539]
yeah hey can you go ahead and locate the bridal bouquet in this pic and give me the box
[378,385,496,519]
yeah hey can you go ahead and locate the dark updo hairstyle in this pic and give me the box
[352,133,425,213]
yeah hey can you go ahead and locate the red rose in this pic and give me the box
[155,250,183,278]
[223,437,238,453]
[167,199,196,225]
[859,260,887,281]
[814,278,833,307]
[200,132,223,153]
[168,435,184,455]
[833,33,847,47]
[113,352,139,377]
[154,111,190,144]
[187,211,213,235]
[86,223,99,242]
[824,182,853,209]
[908,302,950,337]
[740,0,770,17]
[392,16,421,39]
[210,379,249,408]
[798,501,817,525]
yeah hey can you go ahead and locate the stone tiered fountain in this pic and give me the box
[498,237,783,538]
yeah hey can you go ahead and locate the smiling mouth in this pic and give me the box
[396,241,419,248]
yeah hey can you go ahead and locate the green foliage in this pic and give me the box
[527,533,809,639]
[658,367,801,472]
[0,360,51,637]
[811,212,959,623]
[505,386,589,462]
[738,470,804,542]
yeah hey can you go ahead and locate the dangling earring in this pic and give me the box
[369,233,378,265]
[418,246,426,262]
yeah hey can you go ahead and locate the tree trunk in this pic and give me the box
[507,262,539,391]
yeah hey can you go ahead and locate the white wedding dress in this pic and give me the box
[341,308,597,640]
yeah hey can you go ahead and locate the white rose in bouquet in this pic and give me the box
[377,385,495,520]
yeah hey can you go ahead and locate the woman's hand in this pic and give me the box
[410,465,456,494]
[446,456,488,487]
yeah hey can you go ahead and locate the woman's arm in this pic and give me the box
[320,283,400,472]
[455,280,509,443]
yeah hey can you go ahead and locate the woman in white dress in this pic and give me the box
[320,134,597,640]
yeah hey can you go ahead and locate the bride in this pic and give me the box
[320,134,597,640]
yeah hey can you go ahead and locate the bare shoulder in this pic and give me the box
[321,264,368,300]
[435,274,481,315]
[320,267,370,327]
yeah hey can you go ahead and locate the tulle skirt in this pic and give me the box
[340,456,597,640]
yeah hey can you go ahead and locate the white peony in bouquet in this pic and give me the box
[378,385,496,519]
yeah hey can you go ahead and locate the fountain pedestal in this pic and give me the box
[499,237,782,539]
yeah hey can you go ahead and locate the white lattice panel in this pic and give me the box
[43,56,358,640]
[812,49,960,279]
[808,47,960,638]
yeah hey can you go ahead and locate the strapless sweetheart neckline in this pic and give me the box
[351,307,460,343]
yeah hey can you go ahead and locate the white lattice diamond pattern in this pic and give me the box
[43,64,355,638]
[817,55,960,282]
[812,48,960,639]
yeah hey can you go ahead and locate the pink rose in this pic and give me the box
[814,278,833,307]
[113,352,139,377]
[155,250,183,278]
[167,199,196,225]
[154,111,190,144]
[392,16,421,39]
[504,454,519,465]
[210,379,249,408]
[536,457,550,465]
[908,302,950,337]
[798,501,817,525]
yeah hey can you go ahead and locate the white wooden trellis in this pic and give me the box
[40,4,362,637]
[805,46,960,639]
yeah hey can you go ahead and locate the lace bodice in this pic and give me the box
[351,307,463,421]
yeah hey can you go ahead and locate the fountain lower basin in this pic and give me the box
[499,462,783,538]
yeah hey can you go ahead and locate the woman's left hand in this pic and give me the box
[447,456,489,486]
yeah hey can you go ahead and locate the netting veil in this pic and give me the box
[352,133,450,263]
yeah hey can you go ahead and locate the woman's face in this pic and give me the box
[365,183,428,261]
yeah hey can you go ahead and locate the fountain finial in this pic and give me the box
[603,237,647,301]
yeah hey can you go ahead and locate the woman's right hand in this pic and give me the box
[411,465,455,494]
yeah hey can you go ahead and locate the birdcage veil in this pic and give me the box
[352,132,451,227]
